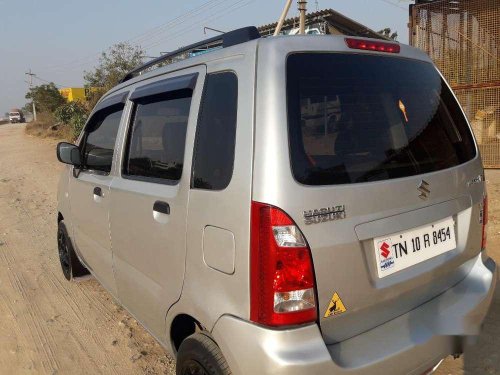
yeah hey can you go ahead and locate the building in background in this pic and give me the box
[59,88,86,102]
[258,9,387,40]
[59,87,99,102]
[187,9,388,60]
[410,0,499,167]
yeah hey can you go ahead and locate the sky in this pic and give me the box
[0,0,413,115]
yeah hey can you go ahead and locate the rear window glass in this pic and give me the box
[192,72,238,190]
[124,93,192,182]
[287,53,476,186]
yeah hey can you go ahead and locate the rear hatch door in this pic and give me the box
[282,52,482,343]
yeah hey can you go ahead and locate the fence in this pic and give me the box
[410,0,500,167]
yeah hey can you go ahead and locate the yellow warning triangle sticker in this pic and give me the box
[324,292,347,318]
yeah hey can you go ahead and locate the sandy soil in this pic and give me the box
[0,123,498,374]
[0,124,175,374]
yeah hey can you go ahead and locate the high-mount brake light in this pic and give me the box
[345,38,401,54]
[250,201,317,326]
[481,195,488,250]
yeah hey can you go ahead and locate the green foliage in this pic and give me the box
[378,28,398,41]
[70,114,87,138]
[25,83,66,113]
[54,101,85,124]
[54,101,88,138]
[84,42,144,107]
[22,103,33,115]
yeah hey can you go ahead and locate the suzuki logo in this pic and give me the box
[380,242,391,259]
[417,180,430,200]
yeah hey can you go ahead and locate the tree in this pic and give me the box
[25,83,66,113]
[22,103,32,115]
[84,42,144,109]
[378,28,398,41]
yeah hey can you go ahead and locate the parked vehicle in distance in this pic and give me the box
[9,109,25,123]
[56,27,496,375]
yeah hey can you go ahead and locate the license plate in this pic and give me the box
[373,217,456,278]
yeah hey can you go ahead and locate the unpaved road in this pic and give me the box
[0,124,175,374]
[0,123,498,374]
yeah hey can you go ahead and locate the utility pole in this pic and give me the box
[298,0,307,35]
[25,69,37,121]
[274,0,293,36]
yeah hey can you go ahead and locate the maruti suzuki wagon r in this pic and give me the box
[56,27,497,375]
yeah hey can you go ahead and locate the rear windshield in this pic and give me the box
[287,53,476,186]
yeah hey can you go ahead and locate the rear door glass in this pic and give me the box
[124,93,192,182]
[286,53,476,186]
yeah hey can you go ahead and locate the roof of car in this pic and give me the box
[103,33,429,102]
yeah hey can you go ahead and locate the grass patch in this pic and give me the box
[25,112,75,141]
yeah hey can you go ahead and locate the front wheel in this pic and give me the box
[57,221,89,280]
[176,333,231,375]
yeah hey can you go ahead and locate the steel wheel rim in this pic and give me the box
[57,229,71,278]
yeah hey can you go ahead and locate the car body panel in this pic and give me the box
[212,253,496,374]
[165,47,257,354]
[108,65,206,340]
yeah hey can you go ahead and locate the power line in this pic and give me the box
[42,0,236,72]
[34,0,255,87]
[142,0,255,51]
[377,0,408,11]
[32,75,72,88]
[127,0,230,46]
[135,0,245,51]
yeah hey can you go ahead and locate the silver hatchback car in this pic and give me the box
[56,27,496,375]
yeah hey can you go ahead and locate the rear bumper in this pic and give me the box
[212,253,496,375]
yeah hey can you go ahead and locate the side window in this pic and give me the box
[192,72,238,190]
[83,106,124,173]
[124,92,193,182]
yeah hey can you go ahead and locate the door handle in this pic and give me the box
[153,201,170,215]
[93,187,102,197]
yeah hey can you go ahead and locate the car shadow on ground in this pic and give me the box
[463,278,500,374]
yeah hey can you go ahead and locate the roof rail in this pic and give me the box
[120,26,261,83]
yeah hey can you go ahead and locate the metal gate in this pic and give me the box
[410,0,500,167]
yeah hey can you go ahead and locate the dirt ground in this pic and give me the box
[0,123,498,374]
[0,124,175,375]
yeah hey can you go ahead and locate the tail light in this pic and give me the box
[250,201,317,326]
[481,195,488,250]
[345,37,400,53]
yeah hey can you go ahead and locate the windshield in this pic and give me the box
[286,53,476,186]
[9,113,20,116]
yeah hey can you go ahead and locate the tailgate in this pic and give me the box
[253,49,485,343]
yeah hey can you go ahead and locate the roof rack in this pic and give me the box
[120,26,261,83]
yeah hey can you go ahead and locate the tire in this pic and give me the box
[57,221,89,280]
[176,332,231,375]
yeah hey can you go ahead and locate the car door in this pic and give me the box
[69,93,127,297]
[109,67,204,339]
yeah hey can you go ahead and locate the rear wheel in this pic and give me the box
[176,333,231,375]
[57,221,89,280]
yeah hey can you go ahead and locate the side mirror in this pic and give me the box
[57,142,81,167]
